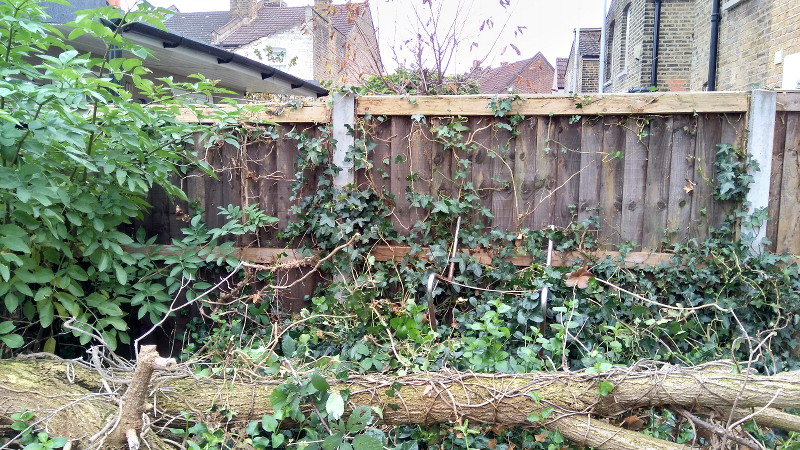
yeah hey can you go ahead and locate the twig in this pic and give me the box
[676,407,763,450]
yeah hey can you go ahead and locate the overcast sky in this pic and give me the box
[140,0,608,73]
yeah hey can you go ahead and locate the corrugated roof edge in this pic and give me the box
[118,21,330,98]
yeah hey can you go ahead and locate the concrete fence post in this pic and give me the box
[744,89,777,255]
[332,92,356,188]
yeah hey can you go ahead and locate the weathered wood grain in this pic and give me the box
[689,114,723,242]
[553,117,583,229]
[767,112,788,253]
[620,118,649,245]
[642,117,673,250]
[175,103,331,124]
[356,92,750,116]
[532,116,557,229]
[514,119,539,231]
[598,116,625,246]
[665,115,697,246]
[577,118,604,226]
[776,113,800,254]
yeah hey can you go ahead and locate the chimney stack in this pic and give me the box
[231,0,259,20]
[314,0,332,15]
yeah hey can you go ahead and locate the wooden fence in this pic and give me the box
[140,91,800,305]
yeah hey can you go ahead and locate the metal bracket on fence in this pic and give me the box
[425,217,461,329]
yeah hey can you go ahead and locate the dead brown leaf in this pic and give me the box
[620,415,645,431]
[565,267,594,289]
[534,432,549,443]
[683,178,695,195]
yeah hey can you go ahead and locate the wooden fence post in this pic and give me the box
[332,92,356,188]
[745,89,777,254]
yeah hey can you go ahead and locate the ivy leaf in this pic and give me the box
[326,392,345,420]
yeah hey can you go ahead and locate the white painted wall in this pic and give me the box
[234,24,315,81]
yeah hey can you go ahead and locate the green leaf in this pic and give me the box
[322,434,343,450]
[114,263,128,285]
[3,236,31,253]
[37,300,54,327]
[346,405,372,433]
[325,392,345,420]
[0,321,15,334]
[96,302,124,317]
[310,372,330,392]
[0,333,24,348]
[597,381,615,396]
[5,293,20,313]
[43,337,56,354]
[261,414,278,433]
[352,435,383,450]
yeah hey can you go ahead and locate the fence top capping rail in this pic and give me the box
[175,102,331,124]
[777,91,800,112]
[355,91,751,116]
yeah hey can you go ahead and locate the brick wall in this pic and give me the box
[604,0,648,92]
[602,0,800,92]
[581,58,600,92]
[765,0,800,88]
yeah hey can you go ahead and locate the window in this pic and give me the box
[620,5,631,71]
[605,21,615,79]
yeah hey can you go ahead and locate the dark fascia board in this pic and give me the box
[119,21,329,98]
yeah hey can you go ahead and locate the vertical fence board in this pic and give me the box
[466,117,492,227]
[642,117,673,250]
[491,121,516,231]
[776,113,800,254]
[369,118,393,194]
[577,118,604,226]
[409,121,433,227]
[620,120,649,245]
[204,146,225,232]
[390,118,412,231]
[666,116,697,246]
[715,113,747,226]
[275,132,298,232]
[690,114,723,242]
[599,116,625,246]
[553,118,583,229]
[256,139,280,244]
[767,113,788,252]
[532,117,556,229]
[514,119,539,232]
[430,118,453,204]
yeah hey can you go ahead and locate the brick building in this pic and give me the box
[603,0,800,92]
[165,0,382,86]
[476,53,556,94]
[563,28,601,93]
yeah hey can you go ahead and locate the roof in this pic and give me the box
[162,11,231,45]
[44,0,328,97]
[477,53,555,94]
[164,2,366,48]
[571,28,602,59]
[556,57,569,90]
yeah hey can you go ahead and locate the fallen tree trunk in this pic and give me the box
[1,358,799,449]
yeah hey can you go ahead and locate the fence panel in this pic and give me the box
[357,107,747,251]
